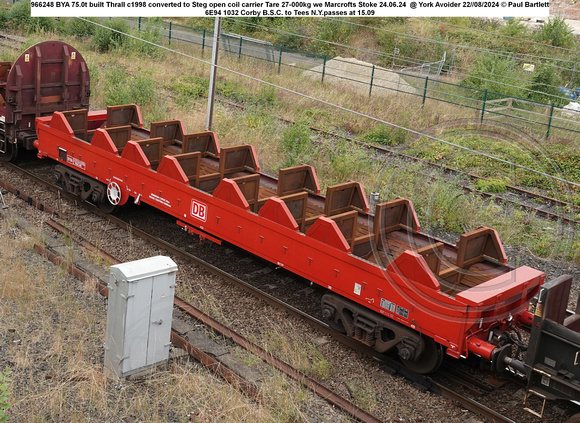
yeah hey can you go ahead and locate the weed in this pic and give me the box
[173,75,209,108]
[103,67,166,123]
[58,17,96,38]
[217,79,249,102]
[475,177,508,193]
[279,124,313,168]
[305,345,330,380]
[346,379,378,412]
[0,368,11,423]
[255,83,277,106]
[360,124,406,146]
[2,1,55,34]
[92,18,129,52]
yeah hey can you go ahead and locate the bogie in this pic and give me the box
[321,293,443,373]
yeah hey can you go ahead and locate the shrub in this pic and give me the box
[462,52,527,100]
[130,18,165,58]
[499,18,530,38]
[5,1,55,33]
[311,19,354,55]
[527,63,563,105]
[535,17,575,49]
[59,17,95,38]
[267,19,307,50]
[92,18,129,52]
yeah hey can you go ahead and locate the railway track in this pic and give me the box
[0,33,26,51]
[218,97,580,227]
[0,159,526,423]
[1,162,385,423]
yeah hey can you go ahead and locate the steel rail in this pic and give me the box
[0,32,26,50]
[218,97,580,226]
[36,214,386,422]
[1,160,517,423]
[1,165,386,423]
[30,243,265,404]
[435,383,516,423]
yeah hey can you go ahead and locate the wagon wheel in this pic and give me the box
[98,181,121,214]
[400,336,444,374]
[98,198,118,214]
[0,141,18,162]
[566,414,580,423]
[328,319,347,334]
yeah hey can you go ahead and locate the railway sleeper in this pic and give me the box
[321,293,442,373]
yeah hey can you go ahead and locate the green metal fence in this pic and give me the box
[129,17,580,141]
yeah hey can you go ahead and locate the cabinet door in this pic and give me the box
[147,273,175,365]
[122,277,154,374]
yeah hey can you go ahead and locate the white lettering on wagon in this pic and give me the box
[191,199,207,222]
[66,156,86,170]
[149,193,171,208]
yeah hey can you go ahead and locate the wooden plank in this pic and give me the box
[200,162,219,176]
[258,185,276,200]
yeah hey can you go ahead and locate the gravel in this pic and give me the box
[2,160,580,422]
[305,57,417,97]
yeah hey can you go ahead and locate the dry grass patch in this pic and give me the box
[0,215,343,422]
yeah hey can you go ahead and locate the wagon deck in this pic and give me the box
[34,103,544,362]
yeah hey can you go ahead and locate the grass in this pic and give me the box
[6,28,580,264]
[0,215,347,422]
[1,23,579,421]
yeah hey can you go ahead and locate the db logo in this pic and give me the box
[191,199,207,222]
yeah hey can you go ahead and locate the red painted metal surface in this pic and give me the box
[34,106,545,359]
[0,41,90,150]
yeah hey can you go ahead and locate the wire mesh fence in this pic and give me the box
[129,17,580,141]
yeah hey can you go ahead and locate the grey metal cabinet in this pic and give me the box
[104,256,177,378]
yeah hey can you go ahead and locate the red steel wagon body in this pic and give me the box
[34,104,544,373]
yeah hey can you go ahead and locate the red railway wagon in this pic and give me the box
[0,41,90,161]
[34,104,544,373]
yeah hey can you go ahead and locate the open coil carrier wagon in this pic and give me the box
[34,103,545,374]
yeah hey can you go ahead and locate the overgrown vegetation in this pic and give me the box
[0,0,54,33]
[102,67,167,123]
[360,124,406,146]
[535,16,576,49]
[1,8,579,262]
[0,217,342,422]
[0,368,11,423]
[1,14,580,422]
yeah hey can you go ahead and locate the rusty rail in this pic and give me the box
[218,97,580,226]
[7,184,385,423]
[1,156,518,423]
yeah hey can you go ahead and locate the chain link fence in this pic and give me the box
[127,17,580,141]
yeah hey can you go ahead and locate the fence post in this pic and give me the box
[421,76,429,106]
[168,22,172,46]
[238,36,243,59]
[545,103,555,139]
[480,89,487,122]
[138,17,141,32]
[322,55,327,84]
[278,45,283,74]
[202,29,206,55]
[369,65,375,97]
